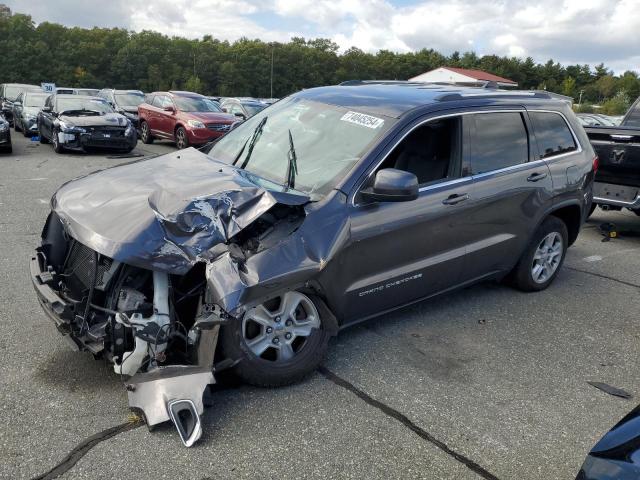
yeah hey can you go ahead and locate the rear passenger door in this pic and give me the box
[457,110,554,283]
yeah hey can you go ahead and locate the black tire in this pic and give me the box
[0,145,11,154]
[219,291,330,387]
[509,216,568,292]
[140,121,153,144]
[52,128,64,153]
[175,126,189,149]
[14,119,21,132]
[587,202,597,218]
[39,131,49,144]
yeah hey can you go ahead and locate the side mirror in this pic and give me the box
[163,105,175,113]
[42,106,52,113]
[234,112,246,119]
[360,168,419,203]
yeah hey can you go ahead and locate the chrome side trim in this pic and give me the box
[593,194,640,208]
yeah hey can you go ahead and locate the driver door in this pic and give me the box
[334,113,475,324]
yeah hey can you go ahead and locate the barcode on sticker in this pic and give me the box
[340,111,384,129]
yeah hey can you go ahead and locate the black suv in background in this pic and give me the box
[31,83,596,399]
[37,94,137,153]
[0,83,40,126]
[97,89,145,130]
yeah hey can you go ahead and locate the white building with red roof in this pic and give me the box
[409,67,518,88]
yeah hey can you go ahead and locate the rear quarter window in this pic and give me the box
[530,112,577,159]
[623,101,640,127]
[470,112,529,174]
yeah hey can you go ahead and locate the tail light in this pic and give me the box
[592,155,599,173]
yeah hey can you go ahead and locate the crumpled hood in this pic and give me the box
[59,112,129,128]
[52,148,309,273]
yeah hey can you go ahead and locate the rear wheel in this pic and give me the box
[39,130,49,144]
[219,291,330,387]
[140,121,153,144]
[509,216,568,292]
[14,119,21,132]
[175,127,189,149]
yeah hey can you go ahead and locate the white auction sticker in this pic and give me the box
[340,111,384,129]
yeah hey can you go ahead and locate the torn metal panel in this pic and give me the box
[205,193,352,315]
[51,148,309,274]
[126,366,214,427]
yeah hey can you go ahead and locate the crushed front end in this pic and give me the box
[31,212,219,445]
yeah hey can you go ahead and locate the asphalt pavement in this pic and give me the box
[1,133,639,479]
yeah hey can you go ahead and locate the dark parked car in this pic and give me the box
[584,96,640,215]
[98,89,145,130]
[30,83,595,440]
[0,113,11,153]
[577,404,640,479]
[0,83,40,126]
[37,94,137,153]
[138,90,238,148]
[220,97,267,120]
[12,91,49,136]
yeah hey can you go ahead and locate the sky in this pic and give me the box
[5,0,640,73]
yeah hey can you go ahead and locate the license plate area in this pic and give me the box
[594,182,639,202]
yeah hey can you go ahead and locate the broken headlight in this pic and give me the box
[58,121,86,133]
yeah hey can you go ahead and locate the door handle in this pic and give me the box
[527,172,548,182]
[442,193,469,205]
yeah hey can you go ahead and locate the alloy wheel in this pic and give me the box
[176,129,187,149]
[531,232,563,284]
[141,122,149,141]
[242,292,320,362]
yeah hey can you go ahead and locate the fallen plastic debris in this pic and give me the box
[587,381,632,399]
[599,222,618,242]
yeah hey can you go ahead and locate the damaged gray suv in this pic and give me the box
[31,82,596,440]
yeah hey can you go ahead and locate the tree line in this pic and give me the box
[1,12,638,114]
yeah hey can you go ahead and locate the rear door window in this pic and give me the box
[529,112,577,159]
[152,95,166,108]
[470,112,529,174]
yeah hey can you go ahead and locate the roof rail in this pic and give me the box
[339,80,425,86]
[436,90,553,102]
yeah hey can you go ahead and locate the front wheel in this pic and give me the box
[175,127,189,149]
[52,128,64,153]
[140,121,153,144]
[509,216,568,292]
[14,120,21,132]
[219,291,330,387]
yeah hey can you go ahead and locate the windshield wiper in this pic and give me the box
[236,116,267,169]
[285,129,298,190]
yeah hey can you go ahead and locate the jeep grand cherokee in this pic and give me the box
[31,82,596,438]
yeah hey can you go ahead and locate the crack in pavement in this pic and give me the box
[318,366,500,480]
[31,420,142,480]
[565,266,640,289]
